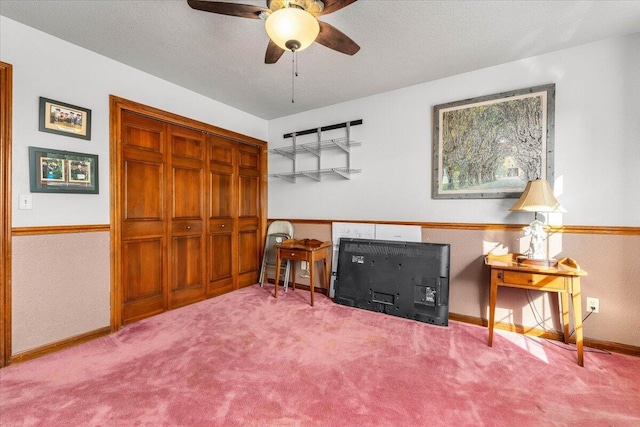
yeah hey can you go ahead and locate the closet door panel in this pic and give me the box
[207,136,236,296]
[237,145,261,288]
[169,126,206,307]
[173,166,202,218]
[172,133,203,159]
[124,121,163,152]
[124,160,163,220]
[120,112,167,324]
[237,225,260,287]
[210,233,232,279]
[171,235,205,308]
[210,172,232,218]
[238,175,259,218]
[238,148,259,169]
[122,238,164,323]
[208,228,234,296]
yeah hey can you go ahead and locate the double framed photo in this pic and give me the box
[29,147,98,194]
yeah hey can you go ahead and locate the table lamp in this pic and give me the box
[509,178,566,264]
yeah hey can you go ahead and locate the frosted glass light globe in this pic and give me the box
[265,7,320,52]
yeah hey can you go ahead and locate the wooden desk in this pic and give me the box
[274,239,332,306]
[485,253,588,366]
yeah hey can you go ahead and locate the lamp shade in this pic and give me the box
[265,7,319,52]
[509,179,566,213]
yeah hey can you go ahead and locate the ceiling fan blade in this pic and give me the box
[317,0,358,16]
[265,40,286,64]
[187,0,268,19]
[316,21,360,56]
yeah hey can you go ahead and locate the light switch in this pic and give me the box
[19,194,32,210]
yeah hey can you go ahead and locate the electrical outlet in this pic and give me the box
[299,261,310,278]
[586,297,600,314]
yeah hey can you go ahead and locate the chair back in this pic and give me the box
[264,233,290,264]
[267,220,294,238]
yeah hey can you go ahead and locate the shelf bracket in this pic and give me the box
[301,144,320,157]
[315,127,322,177]
[332,138,349,153]
[291,133,297,178]
[345,122,351,172]
[272,148,295,160]
[273,173,296,183]
[333,168,352,179]
[301,171,321,181]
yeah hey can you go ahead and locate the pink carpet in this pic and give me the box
[1,284,639,426]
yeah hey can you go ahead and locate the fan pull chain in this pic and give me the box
[291,50,298,103]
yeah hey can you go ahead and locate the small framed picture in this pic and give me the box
[39,97,91,140]
[29,146,98,194]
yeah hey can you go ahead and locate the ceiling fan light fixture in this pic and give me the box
[265,7,319,52]
[304,0,325,15]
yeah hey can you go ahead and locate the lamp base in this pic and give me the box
[516,256,558,267]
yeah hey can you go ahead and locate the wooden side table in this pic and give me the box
[274,238,332,306]
[485,253,588,366]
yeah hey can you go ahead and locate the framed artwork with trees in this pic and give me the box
[432,84,555,199]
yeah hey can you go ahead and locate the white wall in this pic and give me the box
[1,17,268,227]
[267,32,640,227]
[4,17,637,228]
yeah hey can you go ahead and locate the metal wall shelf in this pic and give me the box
[269,121,362,183]
[268,137,361,157]
[271,167,362,183]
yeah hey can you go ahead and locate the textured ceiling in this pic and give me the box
[2,0,640,120]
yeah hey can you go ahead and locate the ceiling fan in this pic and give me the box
[187,0,360,64]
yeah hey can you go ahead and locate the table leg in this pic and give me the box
[274,250,281,299]
[572,278,584,367]
[488,269,499,347]
[561,292,570,344]
[324,250,331,298]
[290,261,295,291]
[309,257,315,307]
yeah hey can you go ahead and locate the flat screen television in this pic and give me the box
[334,238,451,326]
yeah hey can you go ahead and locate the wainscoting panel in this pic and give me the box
[9,221,638,360]
[11,231,110,355]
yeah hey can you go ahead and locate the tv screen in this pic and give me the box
[334,238,450,326]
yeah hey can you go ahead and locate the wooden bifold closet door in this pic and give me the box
[120,111,206,323]
[168,124,206,309]
[235,143,262,289]
[206,136,261,297]
[118,109,262,325]
[207,136,235,297]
